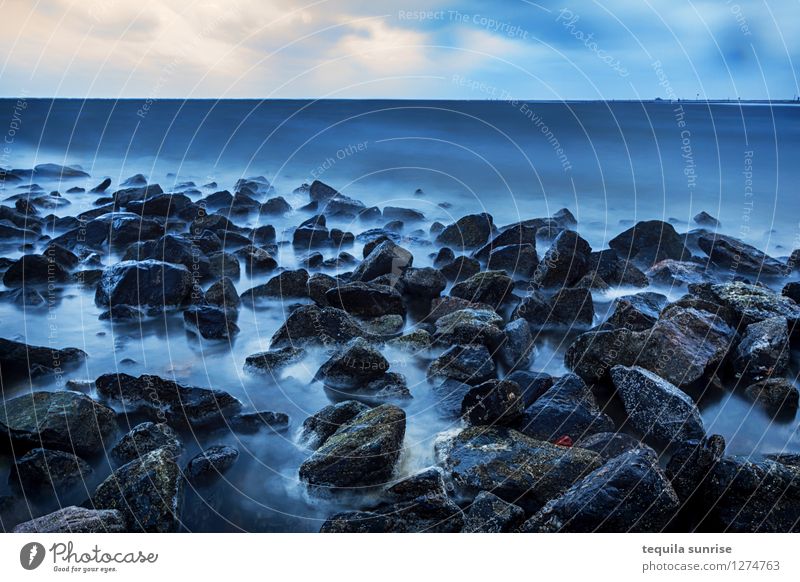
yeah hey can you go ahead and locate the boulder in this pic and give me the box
[433,308,504,349]
[13,506,126,533]
[299,404,406,488]
[575,432,648,462]
[474,225,537,261]
[185,445,239,485]
[307,272,337,305]
[428,344,496,386]
[431,379,475,419]
[183,305,239,339]
[587,249,648,288]
[235,245,278,272]
[2,254,70,287]
[487,244,539,278]
[733,316,789,380]
[505,370,555,407]
[204,277,240,309]
[351,240,413,282]
[95,260,194,310]
[462,490,526,533]
[440,256,481,282]
[693,211,720,227]
[534,230,592,288]
[609,220,689,265]
[244,346,306,375]
[666,435,725,502]
[461,379,525,427]
[241,269,310,301]
[701,281,800,329]
[610,365,705,446]
[325,281,405,317]
[261,196,292,215]
[228,410,290,434]
[314,337,391,389]
[743,378,799,412]
[499,318,535,370]
[10,448,92,496]
[111,422,182,466]
[513,287,594,328]
[300,400,370,450]
[402,267,447,298]
[698,233,788,276]
[0,338,86,383]
[647,259,716,286]
[604,292,667,331]
[450,270,513,306]
[436,213,494,248]
[270,305,370,348]
[91,448,182,532]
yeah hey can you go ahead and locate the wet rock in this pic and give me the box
[610,365,705,446]
[351,240,413,282]
[666,435,725,502]
[300,400,370,450]
[242,269,310,302]
[701,281,800,329]
[1,287,47,307]
[228,410,290,434]
[434,308,504,349]
[499,318,534,370]
[575,432,648,462]
[733,316,789,380]
[90,178,112,193]
[261,196,292,215]
[646,259,715,286]
[698,233,788,276]
[270,305,370,348]
[450,270,513,306]
[0,221,38,241]
[487,244,539,279]
[183,304,239,339]
[111,422,182,466]
[91,448,182,532]
[10,448,92,496]
[314,337,390,389]
[325,281,405,317]
[427,296,493,323]
[461,379,525,427]
[402,267,447,298]
[0,338,86,383]
[235,244,278,273]
[95,372,242,428]
[428,344,496,386]
[387,329,432,352]
[98,304,143,321]
[461,490,525,533]
[474,225,537,261]
[95,260,194,310]
[360,314,405,337]
[605,292,667,331]
[436,213,494,249]
[127,193,194,218]
[505,371,554,408]
[308,180,339,202]
[185,445,239,485]
[251,224,276,244]
[609,220,689,266]
[513,287,594,328]
[383,206,425,221]
[782,281,800,304]
[743,378,799,412]
[134,234,212,279]
[322,193,366,217]
[521,374,614,442]
[0,390,115,457]
[2,254,70,287]
[440,256,481,282]
[244,346,305,375]
[433,247,455,267]
[204,277,240,309]
[702,456,800,532]
[522,448,680,532]
[435,427,601,512]
[693,211,720,227]
[299,404,406,488]
[13,506,126,533]
[585,250,649,288]
[307,272,337,305]
[329,228,355,247]
[534,230,592,288]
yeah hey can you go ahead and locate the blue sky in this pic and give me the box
[1,0,797,99]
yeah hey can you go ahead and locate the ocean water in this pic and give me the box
[0,99,799,531]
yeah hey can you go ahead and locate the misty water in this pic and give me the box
[1,99,798,531]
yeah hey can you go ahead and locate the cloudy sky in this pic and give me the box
[1,0,797,99]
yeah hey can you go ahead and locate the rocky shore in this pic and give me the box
[1,164,799,532]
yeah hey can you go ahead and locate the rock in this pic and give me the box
[95,260,194,311]
[698,233,788,276]
[13,506,126,533]
[185,445,239,485]
[127,193,194,218]
[505,371,554,407]
[587,249,649,288]
[309,180,339,201]
[646,259,715,286]
[743,378,799,412]
[90,178,112,193]
[204,277,240,309]
[351,240,413,282]
[325,281,405,317]
[534,230,592,288]
[261,196,292,215]
[300,400,370,449]
[605,292,667,331]
[474,225,537,261]
[383,206,425,221]
[521,374,614,441]
[440,255,481,282]
[2,254,70,287]
[330,228,355,246]
[228,411,290,434]
[701,281,800,329]
[733,316,789,380]
[360,314,405,336]
[251,224,276,244]
[111,422,182,466]
[609,220,689,266]
[314,337,391,389]
[98,304,143,321]
[575,432,648,461]
[782,281,800,304]
[461,379,525,427]
[450,270,513,306]
[433,308,504,349]
[666,435,725,502]
[462,491,526,533]
[435,427,601,512]
[487,244,539,278]
[91,448,182,532]
[522,448,680,532]
[0,338,86,383]
[0,390,115,457]
[307,272,337,305]
[135,234,212,278]
[693,211,720,227]
[436,213,494,248]
[299,404,406,488]
[402,267,446,298]
[235,245,278,272]
[244,346,305,375]
[94,373,241,428]
[433,247,455,267]
[427,296,494,323]
[428,344,496,386]
[242,269,309,301]
[10,448,92,496]
[387,329,432,352]
[270,305,370,348]
[499,318,534,370]
[702,457,800,532]
[610,365,705,446]
[183,305,239,339]
[513,287,594,328]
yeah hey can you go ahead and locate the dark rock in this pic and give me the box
[698,233,788,276]
[440,256,480,282]
[91,448,182,532]
[383,206,425,221]
[605,292,667,331]
[299,404,406,488]
[251,224,276,244]
[450,270,513,306]
[521,374,614,442]
[743,378,799,412]
[474,225,537,261]
[0,338,86,383]
[185,445,239,485]
[135,234,212,278]
[228,411,290,434]
[204,277,240,309]
[325,281,405,317]
[329,228,355,246]
[513,287,594,328]
[402,267,446,298]
[433,308,504,349]
[666,435,725,502]
[610,365,705,446]
[183,304,239,339]
[261,196,292,215]
[462,491,525,533]
[98,304,143,321]
[646,259,715,286]
[435,427,601,512]
[461,379,525,427]
[436,213,494,249]
[235,245,278,273]
[609,220,689,266]
[111,422,182,466]
[427,295,494,323]
[314,337,391,389]
[43,242,80,269]
[487,244,539,278]
[428,344,496,385]
[95,260,194,310]
[242,269,310,302]
[701,281,800,329]
[270,305,370,348]
[351,240,413,282]
[3,254,69,287]
[693,211,720,227]
[94,373,241,428]
[244,346,305,375]
[89,178,112,193]
[575,432,648,462]
[431,379,474,418]
[127,193,194,218]
[733,316,789,380]
[499,318,534,370]
[534,230,592,288]
[505,371,554,407]
[14,506,125,533]
[10,448,92,496]
[782,281,800,304]
[322,193,366,217]
[433,247,455,267]
[522,448,680,532]
[0,390,115,457]
[307,272,337,305]
[300,400,370,450]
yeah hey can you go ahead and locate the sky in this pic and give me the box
[0,0,798,100]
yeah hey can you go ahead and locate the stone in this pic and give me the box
[474,225,537,261]
[307,272,337,305]
[499,318,535,370]
[575,432,648,462]
[183,305,239,339]
[428,344,496,386]
[314,337,391,389]
[505,371,555,408]
[666,435,726,502]
[703,281,800,329]
[436,213,494,248]
[461,379,525,427]
[351,240,413,282]
[461,491,526,533]
[733,316,789,380]
[185,445,239,485]
[646,259,716,286]
[204,277,240,309]
[402,267,447,298]
[13,506,126,533]
[325,281,405,317]
[450,270,513,306]
[111,422,182,466]
[513,288,594,328]
[534,230,592,288]
[270,305,370,348]
[244,346,305,375]
[2,254,70,287]
[433,308,504,349]
[242,269,310,301]
[300,400,370,450]
[743,378,799,412]
[698,233,788,276]
[235,245,278,273]
[95,260,194,310]
[487,244,539,278]
[610,365,705,446]
[299,404,406,488]
[0,338,86,383]
[782,281,800,304]
[261,196,292,215]
[693,211,720,227]
[587,249,649,288]
[228,411,290,434]
[10,448,92,496]
[604,292,668,331]
[440,256,481,282]
[609,220,689,266]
